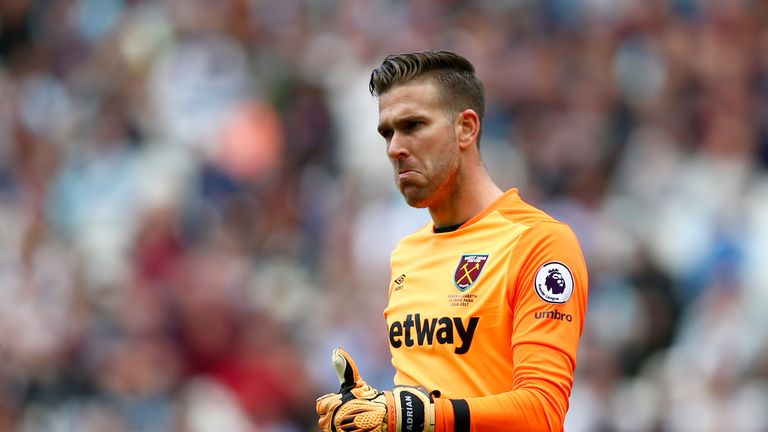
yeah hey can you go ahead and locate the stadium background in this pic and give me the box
[2,0,768,430]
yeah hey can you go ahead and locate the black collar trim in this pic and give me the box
[433,222,466,233]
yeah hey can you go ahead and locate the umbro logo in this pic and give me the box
[392,274,406,293]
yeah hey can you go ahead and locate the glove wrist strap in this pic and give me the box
[385,391,397,431]
[394,389,427,432]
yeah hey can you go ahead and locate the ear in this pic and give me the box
[455,109,480,150]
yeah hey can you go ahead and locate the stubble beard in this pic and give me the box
[397,152,460,209]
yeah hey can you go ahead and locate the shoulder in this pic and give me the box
[495,193,578,242]
[496,191,562,227]
[492,195,585,264]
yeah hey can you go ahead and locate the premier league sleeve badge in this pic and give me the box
[534,261,574,304]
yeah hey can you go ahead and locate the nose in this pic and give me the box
[386,132,409,160]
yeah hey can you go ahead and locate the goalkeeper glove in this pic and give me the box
[316,348,436,432]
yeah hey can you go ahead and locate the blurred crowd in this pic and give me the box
[1,0,768,431]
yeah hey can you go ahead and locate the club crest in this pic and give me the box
[534,261,574,304]
[454,254,488,291]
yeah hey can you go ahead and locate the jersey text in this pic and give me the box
[389,314,479,354]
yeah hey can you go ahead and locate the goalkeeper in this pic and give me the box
[317,51,589,431]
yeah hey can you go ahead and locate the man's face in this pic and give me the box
[377,81,460,208]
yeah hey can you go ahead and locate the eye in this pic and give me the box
[379,128,393,140]
[403,120,423,131]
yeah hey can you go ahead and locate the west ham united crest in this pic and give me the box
[454,254,488,291]
[534,261,574,304]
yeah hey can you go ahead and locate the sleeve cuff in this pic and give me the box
[433,397,454,432]
[433,398,470,432]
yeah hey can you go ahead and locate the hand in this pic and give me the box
[315,348,435,432]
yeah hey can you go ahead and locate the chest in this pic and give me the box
[384,224,528,354]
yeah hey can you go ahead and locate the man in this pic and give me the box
[316,51,588,432]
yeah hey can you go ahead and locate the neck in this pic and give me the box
[428,167,503,229]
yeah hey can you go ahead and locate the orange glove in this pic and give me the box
[316,348,436,432]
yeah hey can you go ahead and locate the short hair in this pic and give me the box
[369,50,485,128]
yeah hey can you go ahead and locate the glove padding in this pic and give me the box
[316,348,436,432]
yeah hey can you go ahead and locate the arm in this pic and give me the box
[317,343,575,432]
[435,221,589,431]
[433,343,576,431]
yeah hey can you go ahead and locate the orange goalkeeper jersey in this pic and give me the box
[383,189,588,431]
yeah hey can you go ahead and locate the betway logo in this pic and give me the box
[388,314,479,354]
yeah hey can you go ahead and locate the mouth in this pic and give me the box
[394,159,422,183]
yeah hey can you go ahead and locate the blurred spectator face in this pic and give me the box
[378,80,462,208]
